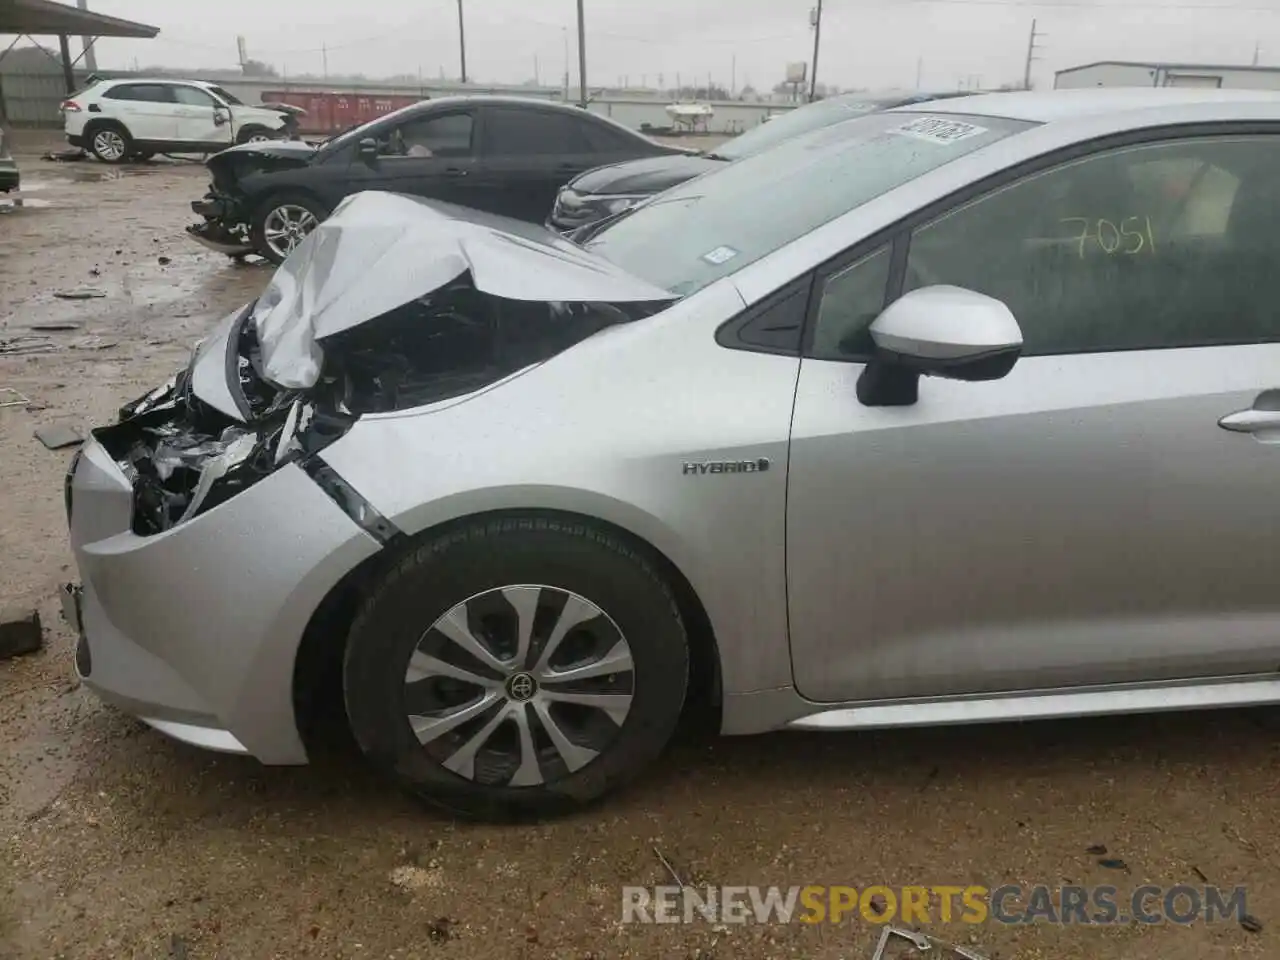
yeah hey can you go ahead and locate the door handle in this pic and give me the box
[443,167,469,177]
[1220,390,1280,441]
[1220,409,1280,433]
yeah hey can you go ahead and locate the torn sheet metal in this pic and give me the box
[870,926,988,960]
[251,190,677,389]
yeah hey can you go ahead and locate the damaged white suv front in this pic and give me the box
[62,190,675,767]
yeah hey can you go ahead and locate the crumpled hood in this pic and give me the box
[569,153,725,196]
[251,190,677,390]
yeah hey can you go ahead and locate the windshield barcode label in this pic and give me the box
[892,117,988,145]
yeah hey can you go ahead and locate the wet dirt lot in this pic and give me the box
[2,129,1279,960]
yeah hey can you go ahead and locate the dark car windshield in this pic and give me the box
[586,111,1033,297]
[713,95,917,161]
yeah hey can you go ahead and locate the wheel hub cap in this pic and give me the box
[404,585,634,787]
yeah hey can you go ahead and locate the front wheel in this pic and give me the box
[342,516,690,821]
[250,193,326,264]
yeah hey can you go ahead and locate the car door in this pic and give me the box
[786,129,1280,704]
[170,84,233,150]
[344,108,482,207]
[475,106,602,222]
[100,83,179,143]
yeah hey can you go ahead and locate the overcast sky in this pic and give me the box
[75,0,1280,91]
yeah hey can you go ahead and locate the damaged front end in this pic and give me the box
[107,191,677,537]
[187,140,317,256]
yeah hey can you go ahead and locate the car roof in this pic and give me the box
[403,94,600,114]
[893,87,1280,123]
[98,77,215,88]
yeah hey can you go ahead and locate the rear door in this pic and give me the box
[786,128,1280,704]
[170,84,233,150]
[100,83,179,142]
[475,106,605,221]
[344,107,483,207]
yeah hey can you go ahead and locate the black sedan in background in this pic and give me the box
[548,90,967,236]
[187,95,686,263]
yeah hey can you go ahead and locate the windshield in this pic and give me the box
[208,86,244,106]
[586,112,1033,297]
[714,96,907,161]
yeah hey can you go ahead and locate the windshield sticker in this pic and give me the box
[892,116,988,145]
[701,245,740,265]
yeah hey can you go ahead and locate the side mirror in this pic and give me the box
[213,108,230,127]
[357,137,378,158]
[857,285,1023,407]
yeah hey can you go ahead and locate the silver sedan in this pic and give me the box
[64,89,1280,819]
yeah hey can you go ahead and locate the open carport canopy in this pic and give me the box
[0,0,159,38]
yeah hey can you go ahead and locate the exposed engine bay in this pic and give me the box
[97,191,678,536]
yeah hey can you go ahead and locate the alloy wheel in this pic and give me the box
[404,584,635,787]
[93,129,126,162]
[262,203,318,260]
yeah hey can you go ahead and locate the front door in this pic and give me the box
[170,84,233,150]
[786,130,1280,703]
[346,108,482,208]
[474,106,602,222]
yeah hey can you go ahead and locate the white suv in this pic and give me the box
[62,78,297,164]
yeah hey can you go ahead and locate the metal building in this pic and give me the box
[1055,61,1280,91]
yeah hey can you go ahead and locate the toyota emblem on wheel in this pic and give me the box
[506,672,537,702]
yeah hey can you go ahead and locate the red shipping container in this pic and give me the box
[262,90,428,137]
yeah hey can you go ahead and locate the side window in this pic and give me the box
[580,119,639,155]
[486,108,590,156]
[810,246,892,360]
[109,84,174,103]
[380,112,474,158]
[901,135,1279,355]
[171,85,216,108]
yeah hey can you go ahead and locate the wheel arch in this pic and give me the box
[290,507,723,755]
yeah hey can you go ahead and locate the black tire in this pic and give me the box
[85,122,132,164]
[131,150,156,162]
[343,516,690,821]
[249,191,327,264]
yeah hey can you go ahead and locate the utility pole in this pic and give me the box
[916,56,923,89]
[577,0,588,107]
[322,43,328,80]
[808,0,824,101]
[731,54,736,96]
[563,28,570,102]
[1023,18,1044,90]
[76,0,97,73]
[534,54,539,85]
[1253,40,1262,66]
[456,0,468,83]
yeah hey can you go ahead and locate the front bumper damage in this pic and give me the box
[187,191,253,255]
[67,190,677,762]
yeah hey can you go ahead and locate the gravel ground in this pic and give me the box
[2,129,1279,960]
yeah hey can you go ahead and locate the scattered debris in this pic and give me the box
[52,288,107,300]
[426,917,457,943]
[0,607,43,660]
[89,267,101,276]
[1085,843,1108,856]
[0,337,56,355]
[388,865,444,892]
[42,148,87,162]
[653,846,686,891]
[168,933,190,960]
[0,388,30,408]
[34,423,85,450]
[1098,858,1129,871]
[158,255,172,265]
[1191,865,1209,883]
[29,322,83,332]
[870,926,988,960]
[1241,914,1264,934]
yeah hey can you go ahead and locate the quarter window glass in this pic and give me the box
[812,246,892,359]
[487,108,590,155]
[171,86,216,107]
[901,136,1278,355]
[381,112,473,158]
